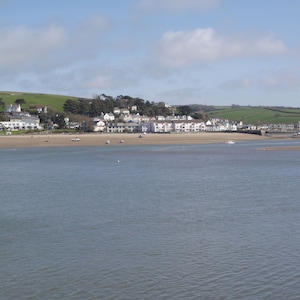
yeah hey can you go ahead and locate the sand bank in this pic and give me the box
[263,145,300,151]
[0,132,273,149]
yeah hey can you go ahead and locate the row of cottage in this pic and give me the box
[93,112,239,132]
[0,110,298,133]
[86,118,298,133]
[0,114,240,133]
[103,119,238,133]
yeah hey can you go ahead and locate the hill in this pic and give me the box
[206,106,300,125]
[1,91,300,125]
[0,91,77,112]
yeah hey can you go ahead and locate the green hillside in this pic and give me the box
[207,106,300,125]
[0,91,76,112]
[1,91,300,125]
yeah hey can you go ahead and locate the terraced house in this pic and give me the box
[148,120,206,133]
[0,115,42,131]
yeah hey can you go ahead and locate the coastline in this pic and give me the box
[0,132,282,149]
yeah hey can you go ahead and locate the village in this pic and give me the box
[0,103,299,135]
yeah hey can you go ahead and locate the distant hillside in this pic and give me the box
[206,106,300,125]
[0,91,77,112]
[185,104,300,125]
[1,91,300,125]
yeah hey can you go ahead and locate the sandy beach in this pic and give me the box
[0,132,290,149]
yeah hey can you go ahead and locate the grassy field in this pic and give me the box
[0,91,76,112]
[208,106,300,125]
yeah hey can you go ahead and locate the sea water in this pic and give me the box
[1,140,300,299]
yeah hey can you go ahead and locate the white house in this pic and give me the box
[122,113,141,123]
[6,104,21,113]
[172,120,206,132]
[120,108,130,115]
[166,115,193,121]
[187,120,206,132]
[93,118,106,132]
[0,116,42,131]
[139,123,148,133]
[106,122,139,133]
[103,113,115,122]
[36,106,47,114]
[140,116,151,123]
[149,120,173,133]
[113,107,121,115]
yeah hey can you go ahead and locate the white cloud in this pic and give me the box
[259,71,300,90]
[156,28,288,67]
[0,14,115,74]
[0,23,68,70]
[221,77,253,89]
[157,87,202,103]
[221,67,300,92]
[81,75,113,89]
[75,14,113,42]
[135,0,222,13]
[1,4,297,106]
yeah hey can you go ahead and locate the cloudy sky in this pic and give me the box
[0,0,299,106]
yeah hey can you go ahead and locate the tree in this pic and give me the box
[53,113,66,129]
[90,100,105,116]
[63,99,79,114]
[190,111,208,121]
[133,97,145,112]
[78,99,90,115]
[15,99,26,105]
[154,106,170,117]
[69,114,93,132]
[191,112,202,119]
[0,98,5,108]
[0,114,9,121]
[177,105,192,116]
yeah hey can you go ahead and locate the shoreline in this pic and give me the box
[0,132,291,149]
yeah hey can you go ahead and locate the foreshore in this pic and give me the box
[0,132,291,149]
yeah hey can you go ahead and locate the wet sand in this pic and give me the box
[263,145,300,151]
[0,132,275,149]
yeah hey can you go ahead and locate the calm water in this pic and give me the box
[1,140,300,299]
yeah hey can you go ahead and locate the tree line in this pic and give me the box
[63,94,172,117]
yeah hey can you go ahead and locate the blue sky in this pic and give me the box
[1,0,300,106]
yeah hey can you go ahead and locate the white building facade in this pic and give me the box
[0,116,42,131]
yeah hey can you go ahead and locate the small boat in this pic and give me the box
[226,139,235,145]
[226,134,235,144]
[71,137,80,141]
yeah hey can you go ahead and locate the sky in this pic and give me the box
[0,0,300,107]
